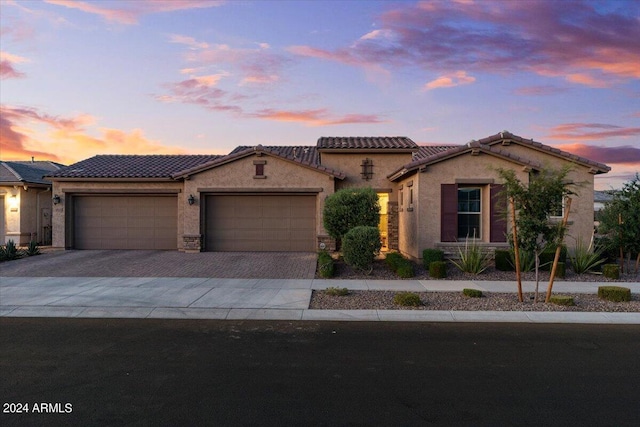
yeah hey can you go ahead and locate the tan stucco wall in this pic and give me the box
[404,146,599,259]
[320,152,411,198]
[396,178,419,259]
[0,186,52,245]
[183,154,337,248]
[50,181,184,249]
[412,153,529,257]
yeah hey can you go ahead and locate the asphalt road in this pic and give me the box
[1,319,639,426]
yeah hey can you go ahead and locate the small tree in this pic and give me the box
[597,174,640,273]
[498,166,574,302]
[323,188,380,246]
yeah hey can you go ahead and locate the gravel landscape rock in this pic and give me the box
[312,257,640,312]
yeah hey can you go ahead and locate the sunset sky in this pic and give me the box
[1,0,638,190]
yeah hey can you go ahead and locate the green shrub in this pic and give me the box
[422,248,444,269]
[450,239,491,274]
[342,226,381,270]
[494,249,513,271]
[569,239,605,274]
[322,188,380,241]
[554,262,566,279]
[429,261,447,278]
[25,241,41,256]
[549,295,575,306]
[462,288,483,298]
[317,250,335,278]
[1,240,21,261]
[386,252,415,278]
[598,286,630,302]
[602,264,620,279]
[393,292,422,307]
[396,260,415,278]
[539,245,568,270]
[325,287,349,296]
[385,252,404,271]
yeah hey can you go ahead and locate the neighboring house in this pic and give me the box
[0,160,65,245]
[47,131,610,260]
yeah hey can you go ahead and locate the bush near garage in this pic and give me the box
[317,250,335,278]
[422,248,444,270]
[385,252,415,278]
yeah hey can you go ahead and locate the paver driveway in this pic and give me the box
[0,250,317,279]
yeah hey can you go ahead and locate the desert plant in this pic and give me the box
[342,226,381,271]
[325,287,349,296]
[509,249,535,273]
[429,261,447,278]
[598,286,631,302]
[317,250,335,278]
[422,249,444,269]
[494,249,513,271]
[569,237,605,274]
[450,239,492,274]
[602,264,620,279]
[25,240,41,256]
[393,292,422,307]
[2,240,21,261]
[549,295,575,306]
[463,288,483,298]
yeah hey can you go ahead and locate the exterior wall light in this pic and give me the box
[188,194,195,205]
[52,194,61,205]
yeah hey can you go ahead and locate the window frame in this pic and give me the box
[457,186,482,239]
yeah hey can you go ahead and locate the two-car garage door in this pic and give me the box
[74,196,177,250]
[205,195,316,252]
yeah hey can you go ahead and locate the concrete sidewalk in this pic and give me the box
[1,276,639,324]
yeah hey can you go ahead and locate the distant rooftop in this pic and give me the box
[317,136,418,150]
[1,161,65,185]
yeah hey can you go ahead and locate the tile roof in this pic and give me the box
[317,136,418,150]
[230,146,319,165]
[173,145,345,180]
[479,131,611,173]
[412,145,459,160]
[1,161,65,185]
[48,155,222,179]
[388,141,543,181]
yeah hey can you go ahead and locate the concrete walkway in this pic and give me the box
[1,277,639,324]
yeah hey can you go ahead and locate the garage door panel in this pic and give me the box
[206,195,315,252]
[74,196,177,250]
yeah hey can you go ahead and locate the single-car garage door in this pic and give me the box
[205,195,316,252]
[74,196,177,250]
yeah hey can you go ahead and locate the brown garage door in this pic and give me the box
[205,195,316,252]
[74,196,177,250]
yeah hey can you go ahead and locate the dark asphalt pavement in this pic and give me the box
[1,319,639,426]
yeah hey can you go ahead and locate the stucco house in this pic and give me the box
[47,131,610,260]
[1,160,65,245]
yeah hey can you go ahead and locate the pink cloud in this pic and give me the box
[188,43,290,86]
[251,109,385,126]
[552,143,640,165]
[424,71,475,90]
[547,123,640,141]
[0,60,25,79]
[44,0,225,25]
[0,51,29,79]
[288,2,640,87]
[513,85,569,96]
